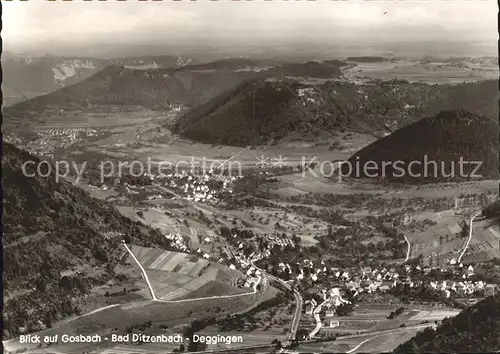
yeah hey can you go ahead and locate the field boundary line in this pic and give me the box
[457,211,482,263]
[122,242,262,304]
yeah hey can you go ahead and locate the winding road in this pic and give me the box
[308,298,328,339]
[251,263,303,341]
[457,211,482,264]
[403,235,411,263]
[308,291,349,339]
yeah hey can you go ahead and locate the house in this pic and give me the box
[305,303,314,315]
[362,267,372,275]
[379,285,390,292]
[325,310,335,317]
[485,284,497,296]
[329,320,340,328]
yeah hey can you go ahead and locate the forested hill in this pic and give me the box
[2,143,173,338]
[393,293,500,353]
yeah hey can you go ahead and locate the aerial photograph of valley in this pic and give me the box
[2,1,500,353]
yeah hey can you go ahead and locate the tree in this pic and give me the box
[187,339,207,352]
[336,303,353,316]
[44,312,53,328]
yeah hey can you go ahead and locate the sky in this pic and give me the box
[2,1,498,57]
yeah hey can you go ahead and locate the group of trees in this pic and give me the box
[394,294,500,353]
[3,143,177,338]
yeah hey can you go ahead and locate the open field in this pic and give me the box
[276,172,498,199]
[128,245,247,300]
[408,309,460,322]
[5,290,267,354]
[463,220,500,263]
[343,58,499,84]
[297,324,437,353]
[228,207,324,246]
[405,210,500,266]
[318,304,412,335]
[337,329,423,353]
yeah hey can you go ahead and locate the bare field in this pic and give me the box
[128,245,246,300]
[276,174,498,200]
[30,106,158,129]
[463,220,500,263]
[298,325,433,353]
[343,59,499,84]
[9,293,264,354]
[408,309,459,323]
[228,207,323,245]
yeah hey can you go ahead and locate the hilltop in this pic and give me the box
[3,65,258,130]
[342,109,499,184]
[174,79,303,146]
[176,78,498,146]
[2,59,349,130]
[2,143,174,338]
[2,54,197,106]
[393,293,500,353]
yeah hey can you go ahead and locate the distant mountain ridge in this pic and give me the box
[3,58,497,149]
[3,59,347,130]
[2,54,198,106]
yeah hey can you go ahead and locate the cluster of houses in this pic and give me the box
[37,128,101,150]
[226,257,262,290]
[6,127,104,157]
[194,247,212,260]
[162,171,238,204]
[429,279,495,297]
[165,232,189,252]
[265,234,296,248]
[296,87,319,105]
[274,259,498,303]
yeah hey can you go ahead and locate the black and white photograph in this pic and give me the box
[2,1,500,353]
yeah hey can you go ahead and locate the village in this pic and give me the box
[77,163,500,344]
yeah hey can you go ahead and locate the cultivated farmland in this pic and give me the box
[128,245,248,300]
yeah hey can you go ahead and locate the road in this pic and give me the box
[346,335,380,354]
[308,298,328,339]
[342,323,435,353]
[251,263,303,341]
[457,211,482,263]
[122,242,263,303]
[308,291,349,340]
[403,235,411,263]
[217,323,438,354]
